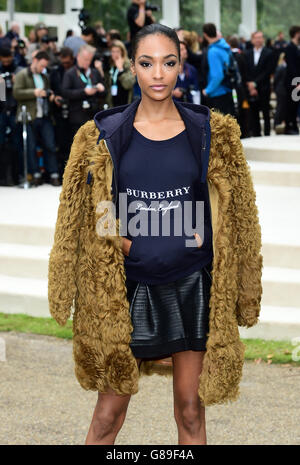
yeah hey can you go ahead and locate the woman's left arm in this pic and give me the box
[227,116,264,327]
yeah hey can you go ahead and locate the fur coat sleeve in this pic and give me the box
[48,125,88,326]
[226,115,263,327]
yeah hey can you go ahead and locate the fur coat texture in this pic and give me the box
[48,98,263,407]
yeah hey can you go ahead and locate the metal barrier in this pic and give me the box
[17,105,31,189]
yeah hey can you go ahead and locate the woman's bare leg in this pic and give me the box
[172,350,207,445]
[85,357,142,445]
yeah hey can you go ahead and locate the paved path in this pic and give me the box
[0,331,299,445]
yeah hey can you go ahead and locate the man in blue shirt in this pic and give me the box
[201,23,235,116]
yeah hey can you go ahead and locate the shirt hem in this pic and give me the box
[125,254,213,285]
[130,337,208,359]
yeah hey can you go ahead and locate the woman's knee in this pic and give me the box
[92,388,131,435]
[174,398,202,430]
[93,409,125,435]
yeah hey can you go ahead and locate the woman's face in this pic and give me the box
[180,42,188,61]
[111,46,122,61]
[130,34,180,100]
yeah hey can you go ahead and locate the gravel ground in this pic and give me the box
[0,330,299,445]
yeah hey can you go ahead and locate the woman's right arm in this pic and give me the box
[48,124,88,326]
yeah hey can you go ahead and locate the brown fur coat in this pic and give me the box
[48,109,263,406]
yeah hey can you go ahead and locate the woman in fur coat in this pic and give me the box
[48,24,263,445]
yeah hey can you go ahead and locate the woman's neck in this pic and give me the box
[135,95,180,124]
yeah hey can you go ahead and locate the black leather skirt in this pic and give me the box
[125,261,213,360]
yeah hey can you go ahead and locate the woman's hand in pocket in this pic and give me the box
[121,237,132,256]
[194,233,203,248]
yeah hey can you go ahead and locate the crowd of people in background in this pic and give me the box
[0,0,300,187]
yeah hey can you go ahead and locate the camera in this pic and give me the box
[39,89,53,117]
[178,85,197,103]
[0,72,13,90]
[17,39,26,49]
[43,89,53,98]
[145,3,160,11]
[95,34,108,50]
[82,100,91,110]
[54,96,69,119]
[58,97,69,119]
[92,50,111,73]
[101,50,112,73]
[41,35,58,44]
[178,87,189,102]
[71,8,90,31]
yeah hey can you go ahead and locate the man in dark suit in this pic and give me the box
[228,36,249,138]
[244,30,275,136]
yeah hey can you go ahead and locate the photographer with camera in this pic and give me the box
[39,35,59,68]
[25,23,58,67]
[50,47,75,178]
[61,44,106,140]
[26,23,48,63]
[0,47,23,185]
[10,37,28,68]
[13,50,60,186]
[2,22,20,48]
[127,0,156,57]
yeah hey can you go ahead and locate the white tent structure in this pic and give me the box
[1,0,257,44]
[1,0,84,43]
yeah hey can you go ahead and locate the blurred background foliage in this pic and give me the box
[85,0,300,40]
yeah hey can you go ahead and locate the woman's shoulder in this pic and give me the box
[209,110,243,163]
[73,120,100,146]
[210,109,241,139]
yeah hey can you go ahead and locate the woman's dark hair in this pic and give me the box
[131,23,181,63]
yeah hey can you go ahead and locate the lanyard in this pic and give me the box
[110,66,119,85]
[79,69,92,87]
[33,73,44,89]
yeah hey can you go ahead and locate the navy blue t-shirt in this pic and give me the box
[118,125,213,284]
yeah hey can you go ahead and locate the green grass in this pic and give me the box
[0,312,73,340]
[0,312,299,367]
[242,338,300,366]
